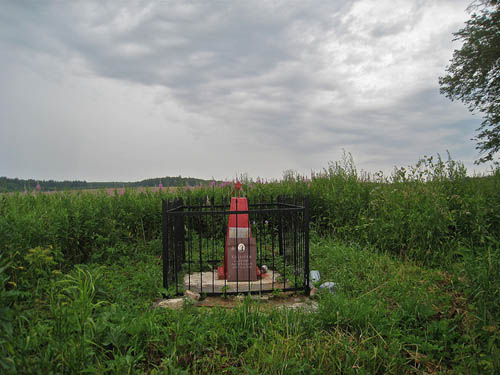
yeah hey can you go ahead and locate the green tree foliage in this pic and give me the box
[439,0,500,163]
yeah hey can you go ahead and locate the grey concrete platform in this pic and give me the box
[183,271,290,293]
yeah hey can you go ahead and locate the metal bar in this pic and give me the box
[259,195,263,293]
[293,198,298,290]
[166,205,185,212]
[275,201,306,209]
[300,205,304,290]
[211,195,215,294]
[166,202,304,213]
[247,197,251,293]
[166,207,304,216]
[271,195,275,291]
[199,198,203,294]
[189,287,306,298]
[187,197,191,292]
[162,199,168,290]
[169,286,305,298]
[223,196,227,294]
[175,202,288,209]
[173,200,179,295]
[278,196,283,256]
[304,196,310,296]
[235,198,239,293]
[283,198,287,290]
[180,211,186,265]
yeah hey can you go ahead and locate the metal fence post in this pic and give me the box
[304,195,310,296]
[162,199,168,290]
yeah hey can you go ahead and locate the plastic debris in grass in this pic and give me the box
[320,281,336,294]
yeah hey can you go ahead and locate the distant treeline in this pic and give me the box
[0,176,212,192]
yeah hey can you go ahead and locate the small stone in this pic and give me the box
[281,301,319,313]
[308,301,319,312]
[294,298,302,302]
[156,298,184,310]
[185,290,200,301]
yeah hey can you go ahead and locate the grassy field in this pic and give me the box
[1,155,499,373]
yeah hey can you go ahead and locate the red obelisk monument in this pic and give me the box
[218,182,257,281]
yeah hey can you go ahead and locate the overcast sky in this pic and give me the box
[0,0,490,182]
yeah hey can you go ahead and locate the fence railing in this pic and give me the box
[162,196,310,297]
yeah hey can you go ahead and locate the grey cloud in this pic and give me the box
[0,0,486,181]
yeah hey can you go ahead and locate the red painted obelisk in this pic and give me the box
[218,182,258,281]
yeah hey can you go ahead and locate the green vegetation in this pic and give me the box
[1,154,499,373]
[0,175,213,193]
[439,0,500,163]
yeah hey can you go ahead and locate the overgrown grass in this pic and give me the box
[1,154,498,269]
[2,238,498,373]
[1,154,499,373]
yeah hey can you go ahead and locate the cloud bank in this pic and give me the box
[0,0,485,181]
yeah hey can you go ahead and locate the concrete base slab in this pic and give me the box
[155,298,184,310]
[183,271,290,293]
[153,294,318,312]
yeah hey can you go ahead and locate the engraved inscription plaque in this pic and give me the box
[226,238,257,282]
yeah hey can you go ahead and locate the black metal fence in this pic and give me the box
[162,196,310,297]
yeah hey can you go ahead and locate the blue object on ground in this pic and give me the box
[320,281,336,293]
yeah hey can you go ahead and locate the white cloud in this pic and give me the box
[0,0,488,181]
